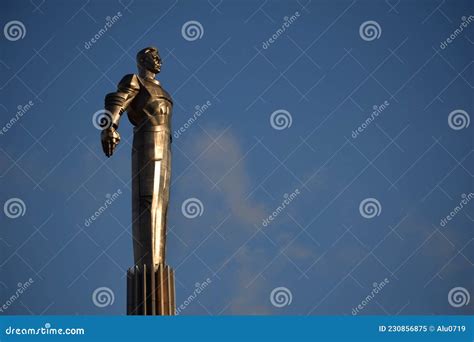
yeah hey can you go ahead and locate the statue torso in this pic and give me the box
[128,77,173,127]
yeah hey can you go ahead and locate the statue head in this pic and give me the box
[136,47,161,74]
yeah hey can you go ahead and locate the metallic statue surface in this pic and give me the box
[100,47,173,268]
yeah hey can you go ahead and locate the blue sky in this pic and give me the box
[0,0,473,316]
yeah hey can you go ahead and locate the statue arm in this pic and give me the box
[101,74,140,157]
[105,74,140,129]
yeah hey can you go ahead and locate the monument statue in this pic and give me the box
[100,46,175,315]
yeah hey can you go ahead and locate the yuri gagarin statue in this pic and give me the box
[100,46,173,268]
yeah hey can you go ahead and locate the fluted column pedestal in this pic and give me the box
[126,264,176,315]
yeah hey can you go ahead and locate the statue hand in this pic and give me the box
[101,127,121,157]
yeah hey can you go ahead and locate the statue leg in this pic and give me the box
[129,126,175,315]
[154,144,171,265]
[132,127,171,267]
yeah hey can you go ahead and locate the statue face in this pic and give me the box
[142,50,162,74]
